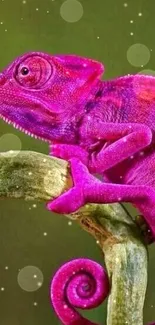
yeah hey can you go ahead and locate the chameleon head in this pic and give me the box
[0,51,104,143]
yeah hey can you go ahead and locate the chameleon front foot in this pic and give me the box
[47,156,155,245]
[46,158,93,214]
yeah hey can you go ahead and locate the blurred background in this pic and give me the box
[0,0,155,324]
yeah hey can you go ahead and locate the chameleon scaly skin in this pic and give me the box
[50,258,109,325]
[0,52,155,324]
[1,52,155,241]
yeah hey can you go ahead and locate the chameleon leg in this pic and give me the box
[49,122,152,174]
[84,121,152,173]
[47,158,90,213]
[47,158,155,238]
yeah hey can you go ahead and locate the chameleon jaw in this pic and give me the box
[0,113,50,143]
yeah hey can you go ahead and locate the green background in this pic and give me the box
[0,0,155,324]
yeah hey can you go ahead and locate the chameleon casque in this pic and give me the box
[0,51,155,324]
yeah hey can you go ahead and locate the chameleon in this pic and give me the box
[0,52,155,324]
[0,51,155,241]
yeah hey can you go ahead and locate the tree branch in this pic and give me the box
[0,150,148,325]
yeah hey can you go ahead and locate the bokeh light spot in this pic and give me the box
[138,69,155,76]
[60,0,83,23]
[127,43,150,67]
[0,133,22,157]
[17,266,44,292]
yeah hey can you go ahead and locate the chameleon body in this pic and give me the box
[0,52,155,240]
[0,52,155,324]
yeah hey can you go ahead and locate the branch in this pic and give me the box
[0,150,148,325]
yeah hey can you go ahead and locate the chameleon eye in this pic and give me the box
[15,55,53,89]
[20,67,29,76]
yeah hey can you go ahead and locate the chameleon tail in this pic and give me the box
[50,258,109,325]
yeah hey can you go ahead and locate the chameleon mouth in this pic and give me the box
[0,113,50,143]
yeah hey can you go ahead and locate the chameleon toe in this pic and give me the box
[46,187,85,214]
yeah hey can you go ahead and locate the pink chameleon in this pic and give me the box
[0,52,155,240]
[0,52,155,324]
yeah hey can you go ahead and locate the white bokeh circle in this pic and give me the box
[60,0,83,23]
[0,133,22,157]
[127,43,151,67]
[138,69,155,76]
[17,266,44,292]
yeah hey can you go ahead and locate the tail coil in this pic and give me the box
[50,258,109,325]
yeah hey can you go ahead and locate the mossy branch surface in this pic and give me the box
[0,150,148,325]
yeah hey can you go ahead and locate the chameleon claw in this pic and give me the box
[46,158,91,214]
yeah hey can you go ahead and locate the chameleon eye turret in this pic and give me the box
[14,55,53,88]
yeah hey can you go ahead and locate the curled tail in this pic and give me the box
[50,257,154,325]
[50,258,109,325]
